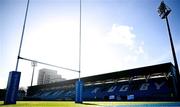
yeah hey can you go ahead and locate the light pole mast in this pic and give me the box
[30,61,37,86]
[158,1,180,100]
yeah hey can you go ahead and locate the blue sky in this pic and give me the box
[0,0,180,89]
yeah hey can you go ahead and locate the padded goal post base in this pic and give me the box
[75,80,83,103]
[4,71,21,105]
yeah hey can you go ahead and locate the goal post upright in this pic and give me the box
[4,0,30,104]
[75,0,84,103]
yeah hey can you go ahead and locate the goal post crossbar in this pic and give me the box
[18,56,80,73]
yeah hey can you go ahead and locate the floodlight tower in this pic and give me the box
[157,1,180,100]
[30,61,37,86]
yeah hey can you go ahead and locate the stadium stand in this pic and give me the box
[0,89,25,101]
[26,62,178,101]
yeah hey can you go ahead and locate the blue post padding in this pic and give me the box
[75,80,83,103]
[4,71,21,104]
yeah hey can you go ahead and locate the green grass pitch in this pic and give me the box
[0,101,180,107]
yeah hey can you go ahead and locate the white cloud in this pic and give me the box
[135,41,144,55]
[105,24,146,65]
[107,24,136,47]
[80,24,148,77]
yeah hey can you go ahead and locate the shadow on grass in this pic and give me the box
[82,102,99,106]
[0,104,15,106]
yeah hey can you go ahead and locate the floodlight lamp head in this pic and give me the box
[31,61,37,67]
[157,1,171,19]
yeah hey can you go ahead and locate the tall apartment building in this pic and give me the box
[37,68,65,85]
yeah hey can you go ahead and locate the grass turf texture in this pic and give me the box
[0,101,179,107]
